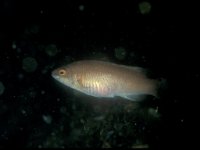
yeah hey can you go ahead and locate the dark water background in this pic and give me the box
[0,0,197,148]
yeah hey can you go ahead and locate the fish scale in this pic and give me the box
[52,60,159,101]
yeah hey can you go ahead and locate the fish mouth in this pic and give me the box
[51,70,59,79]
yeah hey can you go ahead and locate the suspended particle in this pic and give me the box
[40,10,44,14]
[114,47,126,60]
[139,1,152,14]
[45,44,58,56]
[12,41,17,49]
[21,109,27,115]
[148,107,160,119]
[41,90,45,95]
[79,5,85,11]
[42,115,52,124]
[22,57,38,72]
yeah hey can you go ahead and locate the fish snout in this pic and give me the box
[51,70,60,80]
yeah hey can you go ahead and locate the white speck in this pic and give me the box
[180,119,184,123]
[40,10,43,14]
[21,109,26,115]
[148,107,160,118]
[42,115,52,124]
[12,42,17,49]
[79,5,85,11]
[41,90,45,95]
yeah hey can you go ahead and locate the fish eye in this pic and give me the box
[59,69,66,76]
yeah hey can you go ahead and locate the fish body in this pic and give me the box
[52,60,158,101]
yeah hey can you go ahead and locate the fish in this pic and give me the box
[51,60,159,101]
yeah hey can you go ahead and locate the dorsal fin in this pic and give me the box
[119,65,148,75]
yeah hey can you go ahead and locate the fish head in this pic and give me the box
[51,66,73,85]
[51,66,83,91]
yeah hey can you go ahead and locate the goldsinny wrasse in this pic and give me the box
[52,60,161,101]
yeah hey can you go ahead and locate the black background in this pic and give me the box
[0,0,198,148]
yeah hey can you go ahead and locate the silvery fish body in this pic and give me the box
[52,60,158,101]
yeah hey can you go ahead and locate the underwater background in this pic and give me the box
[0,0,197,148]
